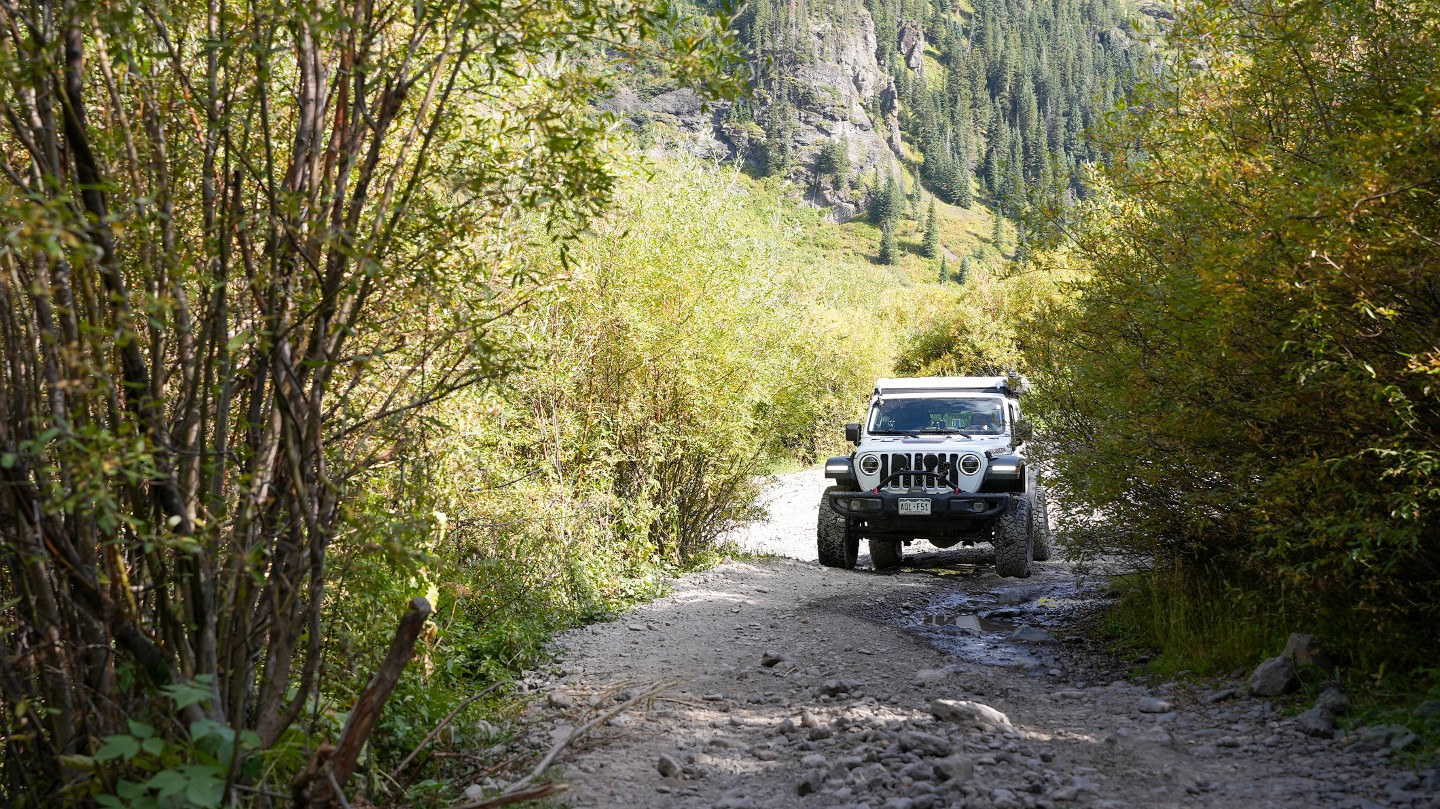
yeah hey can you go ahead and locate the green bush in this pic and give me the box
[1028,0,1440,674]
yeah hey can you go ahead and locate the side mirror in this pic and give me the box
[844,423,861,444]
[1014,421,1035,442]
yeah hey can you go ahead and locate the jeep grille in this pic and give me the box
[877,452,978,491]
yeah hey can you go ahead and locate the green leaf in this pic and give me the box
[163,677,215,711]
[115,779,148,800]
[128,720,155,739]
[95,795,125,809]
[95,734,141,761]
[58,754,96,772]
[146,768,187,799]
[141,736,165,756]
[183,766,225,808]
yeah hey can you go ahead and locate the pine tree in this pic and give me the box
[921,198,940,258]
[939,254,949,283]
[869,172,897,223]
[958,255,972,285]
[991,211,1004,250]
[878,222,899,265]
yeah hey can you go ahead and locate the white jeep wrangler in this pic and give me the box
[817,376,1051,577]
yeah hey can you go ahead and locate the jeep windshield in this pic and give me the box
[868,396,1006,436]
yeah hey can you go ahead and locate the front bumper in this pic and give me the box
[824,490,1011,540]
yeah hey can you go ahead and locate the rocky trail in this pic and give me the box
[508,470,1438,809]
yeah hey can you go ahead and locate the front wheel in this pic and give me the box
[870,538,903,570]
[993,494,1033,578]
[817,486,859,569]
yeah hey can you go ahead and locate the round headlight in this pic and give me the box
[959,453,982,475]
[858,454,881,475]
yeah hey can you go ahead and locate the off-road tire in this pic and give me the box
[1031,487,1053,562]
[817,486,860,569]
[870,538,903,571]
[994,494,1034,578]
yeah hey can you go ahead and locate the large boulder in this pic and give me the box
[1281,633,1333,672]
[1247,655,1298,696]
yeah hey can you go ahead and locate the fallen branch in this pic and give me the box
[451,782,568,809]
[503,679,673,795]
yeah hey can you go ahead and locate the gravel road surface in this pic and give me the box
[508,470,1437,809]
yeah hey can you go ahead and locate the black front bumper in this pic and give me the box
[825,490,1012,540]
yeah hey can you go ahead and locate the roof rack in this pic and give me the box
[873,376,1031,397]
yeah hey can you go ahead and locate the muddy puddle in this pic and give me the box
[888,562,1116,670]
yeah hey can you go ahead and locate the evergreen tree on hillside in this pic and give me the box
[856,0,1151,217]
[921,199,939,258]
[869,171,906,224]
[878,222,900,264]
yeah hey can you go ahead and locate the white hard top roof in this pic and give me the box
[874,376,1030,395]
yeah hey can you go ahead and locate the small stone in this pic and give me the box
[915,668,950,685]
[930,699,1013,731]
[991,787,1021,809]
[1388,727,1418,751]
[1137,696,1172,714]
[761,650,789,668]
[1315,688,1351,715]
[934,754,974,782]
[628,623,646,631]
[1347,725,1393,753]
[658,752,682,778]
[463,784,485,800]
[900,760,936,781]
[898,730,952,757]
[800,710,820,729]
[882,798,916,809]
[796,768,825,796]
[1247,656,1298,697]
[800,753,827,768]
[1010,625,1056,643]
[1204,688,1237,704]
[546,690,574,709]
[1294,707,1336,738]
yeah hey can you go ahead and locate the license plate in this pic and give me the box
[899,498,931,515]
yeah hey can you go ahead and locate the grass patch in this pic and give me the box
[1104,565,1289,678]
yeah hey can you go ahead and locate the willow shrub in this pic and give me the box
[0,0,742,802]
[1028,0,1440,671]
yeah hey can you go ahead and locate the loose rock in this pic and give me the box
[1315,687,1351,716]
[760,650,789,668]
[657,752,682,778]
[1137,696,1172,714]
[934,754,975,782]
[1282,633,1333,672]
[930,699,1013,731]
[898,730,952,757]
[1294,707,1336,738]
[1247,655,1298,696]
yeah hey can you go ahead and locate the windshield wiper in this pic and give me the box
[875,428,974,438]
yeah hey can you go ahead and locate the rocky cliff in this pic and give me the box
[603,2,905,222]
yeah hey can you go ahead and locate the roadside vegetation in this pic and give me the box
[1026,0,1440,695]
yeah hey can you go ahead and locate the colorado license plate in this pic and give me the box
[899,498,931,515]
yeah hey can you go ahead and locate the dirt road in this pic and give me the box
[516,470,1436,809]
